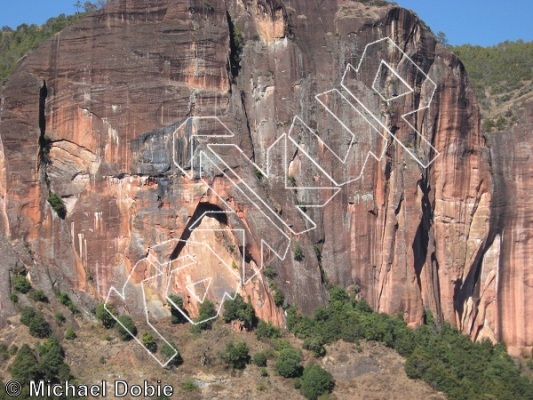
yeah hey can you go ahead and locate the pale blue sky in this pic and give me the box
[0,1,532,46]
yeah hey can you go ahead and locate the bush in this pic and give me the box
[301,364,335,399]
[116,315,137,341]
[167,294,188,324]
[275,346,303,378]
[221,341,250,370]
[193,299,217,331]
[57,291,79,314]
[256,320,281,340]
[20,307,52,338]
[223,293,256,329]
[64,327,76,340]
[273,289,285,308]
[293,244,304,261]
[9,293,18,303]
[55,312,66,325]
[263,265,277,280]
[95,303,116,328]
[13,274,31,293]
[180,381,198,391]
[28,289,48,302]
[161,341,182,367]
[142,332,157,353]
[9,344,40,383]
[253,352,267,367]
[38,336,70,381]
[48,192,66,218]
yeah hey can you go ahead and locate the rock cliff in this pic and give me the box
[0,0,529,355]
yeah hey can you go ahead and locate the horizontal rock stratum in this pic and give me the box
[0,0,530,356]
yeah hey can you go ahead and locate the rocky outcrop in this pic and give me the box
[0,0,529,354]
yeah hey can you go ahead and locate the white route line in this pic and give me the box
[105,36,441,364]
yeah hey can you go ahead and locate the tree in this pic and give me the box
[167,294,188,324]
[253,352,267,367]
[161,341,182,367]
[437,31,449,47]
[64,327,76,340]
[221,341,250,370]
[142,332,157,353]
[13,274,31,293]
[38,336,71,382]
[20,307,52,338]
[275,346,303,378]
[300,364,335,400]
[10,344,40,383]
[48,192,66,219]
[28,289,48,302]
[293,244,304,261]
[222,294,256,329]
[116,315,137,340]
[95,303,116,328]
[195,299,217,330]
[256,320,281,340]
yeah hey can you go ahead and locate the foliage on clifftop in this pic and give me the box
[451,40,533,131]
[0,2,104,85]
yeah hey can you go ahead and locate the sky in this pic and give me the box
[0,0,532,46]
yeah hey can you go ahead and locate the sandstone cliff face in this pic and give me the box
[0,0,529,354]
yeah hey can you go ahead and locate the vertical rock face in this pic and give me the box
[0,0,528,354]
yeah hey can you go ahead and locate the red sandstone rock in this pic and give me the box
[0,0,529,355]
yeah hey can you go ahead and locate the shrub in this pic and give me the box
[303,337,326,357]
[263,265,277,280]
[95,303,116,328]
[256,320,281,340]
[161,341,182,367]
[142,332,157,353]
[273,289,285,308]
[221,341,250,370]
[116,315,137,341]
[47,192,67,219]
[55,312,66,325]
[57,291,79,314]
[275,346,303,378]
[222,293,256,329]
[9,293,18,303]
[13,274,31,293]
[168,294,188,324]
[20,307,52,338]
[293,244,304,261]
[300,364,335,400]
[64,327,76,340]
[28,289,48,302]
[9,344,40,383]
[180,381,198,391]
[193,299,217,331]
[38,336,70,381]
[253,352,267,367]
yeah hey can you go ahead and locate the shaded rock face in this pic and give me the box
[0,0,527,353]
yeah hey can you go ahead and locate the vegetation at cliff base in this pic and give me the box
[286,286,533,400]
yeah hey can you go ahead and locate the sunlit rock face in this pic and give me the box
[0,0,529,355]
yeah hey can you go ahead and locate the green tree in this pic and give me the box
[9,344,40,382]
[222,293,256,329]
[95,303,116,328]
[20,307,52,338]
[221,341,250,370]
[142,332,157,353]
[301,364,335,400]
[167,294,188,324]
[195,299,217,331]
[253,352,267,367]
[256,320,281,340]
[38,336,71,381]
[64,327,76,340]
[28,289,48,302]
[116,315,137,341]
[275,346,303,378]
[48,192,67,219]
[161,341,182,367]
[13,274,31,293]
